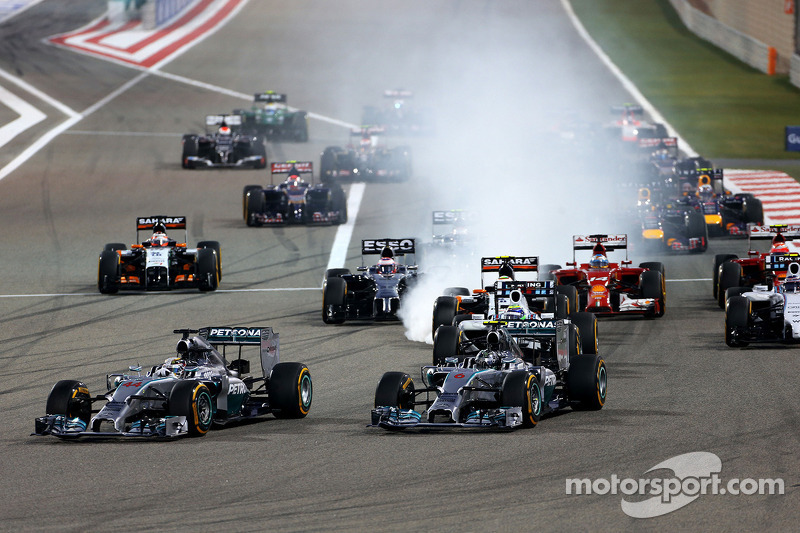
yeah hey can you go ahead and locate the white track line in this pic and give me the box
[0,83,46,149]
[562,0,698,157]
[0,287,320,298]
[326,182,366,271]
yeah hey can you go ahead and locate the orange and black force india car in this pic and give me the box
[243,161,347,226]
[97,216,221,293]
[714,224,800,308]
[540,234,666,318]
[181,114,267,169]
[34,327,312,439]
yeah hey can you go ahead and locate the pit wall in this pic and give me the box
[108,0,197,29]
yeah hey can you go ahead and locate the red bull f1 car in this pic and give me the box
[34,327,312,439]
[243,162,347,226]
[97,216,221,293]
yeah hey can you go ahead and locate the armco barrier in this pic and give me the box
[792,54,800,89]
[667,0,772,74]
[108,0,197,29]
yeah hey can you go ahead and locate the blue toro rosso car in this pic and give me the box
[34,327,312,439]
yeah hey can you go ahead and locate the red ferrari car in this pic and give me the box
[540,234,665,318]
[713,224,800,308]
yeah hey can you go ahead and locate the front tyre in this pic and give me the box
[269,362,313,418]
[46,380,91,426]
[374,372,415,409]
[169,381,213,436]
[98,250,120,294]
[197,240,221,280]
[196,248,219,291]
[500,371,541,428]
[725,295,750,347]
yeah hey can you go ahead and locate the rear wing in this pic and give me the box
[638,136,678,157]
[495,280,555,297]
[764,253,800,272]
[572,234,628,262]
[611,104,643,116]
[384,89,413,99]
[480,256,538,287]
[748,224,800,250]
[432,210,471,225]
[482,319,557,336]
[351,126,385,136]
[136,215,187,243]
[362,238,416,255]
[254,92,286,103]
[271,161,313,175]
[205,114,243,127]
[198,326,280,377]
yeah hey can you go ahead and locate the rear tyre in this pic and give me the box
[743,197,763,225]
[98,250,120,294]
[638,261,665,278]
[324,268,351,281]
[567,354,607,410]
[570,312,598,355]
[555,285,578,315]
[252,138,267,169]
[443,287,470,297]
[717,261,742,309]
[713,254,738,299]
[269,362,313,418]
[169,381,213,436]
[196,248,219,291]
[725,295,750,347]
[432,296,458,337]
[46,380,91,426]
[374,372,415,409]
[197,241,221,280]
[538,264,561,281]
[500,371,541,428]
[432,325,459,365]
[322,277,346,324]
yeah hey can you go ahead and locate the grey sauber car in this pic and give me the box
[34,327,312,439]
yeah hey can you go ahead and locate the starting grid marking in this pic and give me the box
[0,279,708,298]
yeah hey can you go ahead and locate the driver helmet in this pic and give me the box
[697,183,714,199]
[377,257,397,276]
[652,149,670,161]
[218,125,231,136]
[501,304,527,320]
[150,223,169,246]
[154,357,184,378]
[590,254,609,269]
[589,243,609,268]
[497,263,515,281]
[771,234,790,254]
[359,136,372,150]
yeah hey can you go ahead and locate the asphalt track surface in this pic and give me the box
[0,1,797,531]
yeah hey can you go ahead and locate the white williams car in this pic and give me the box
[725,260,800,347]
